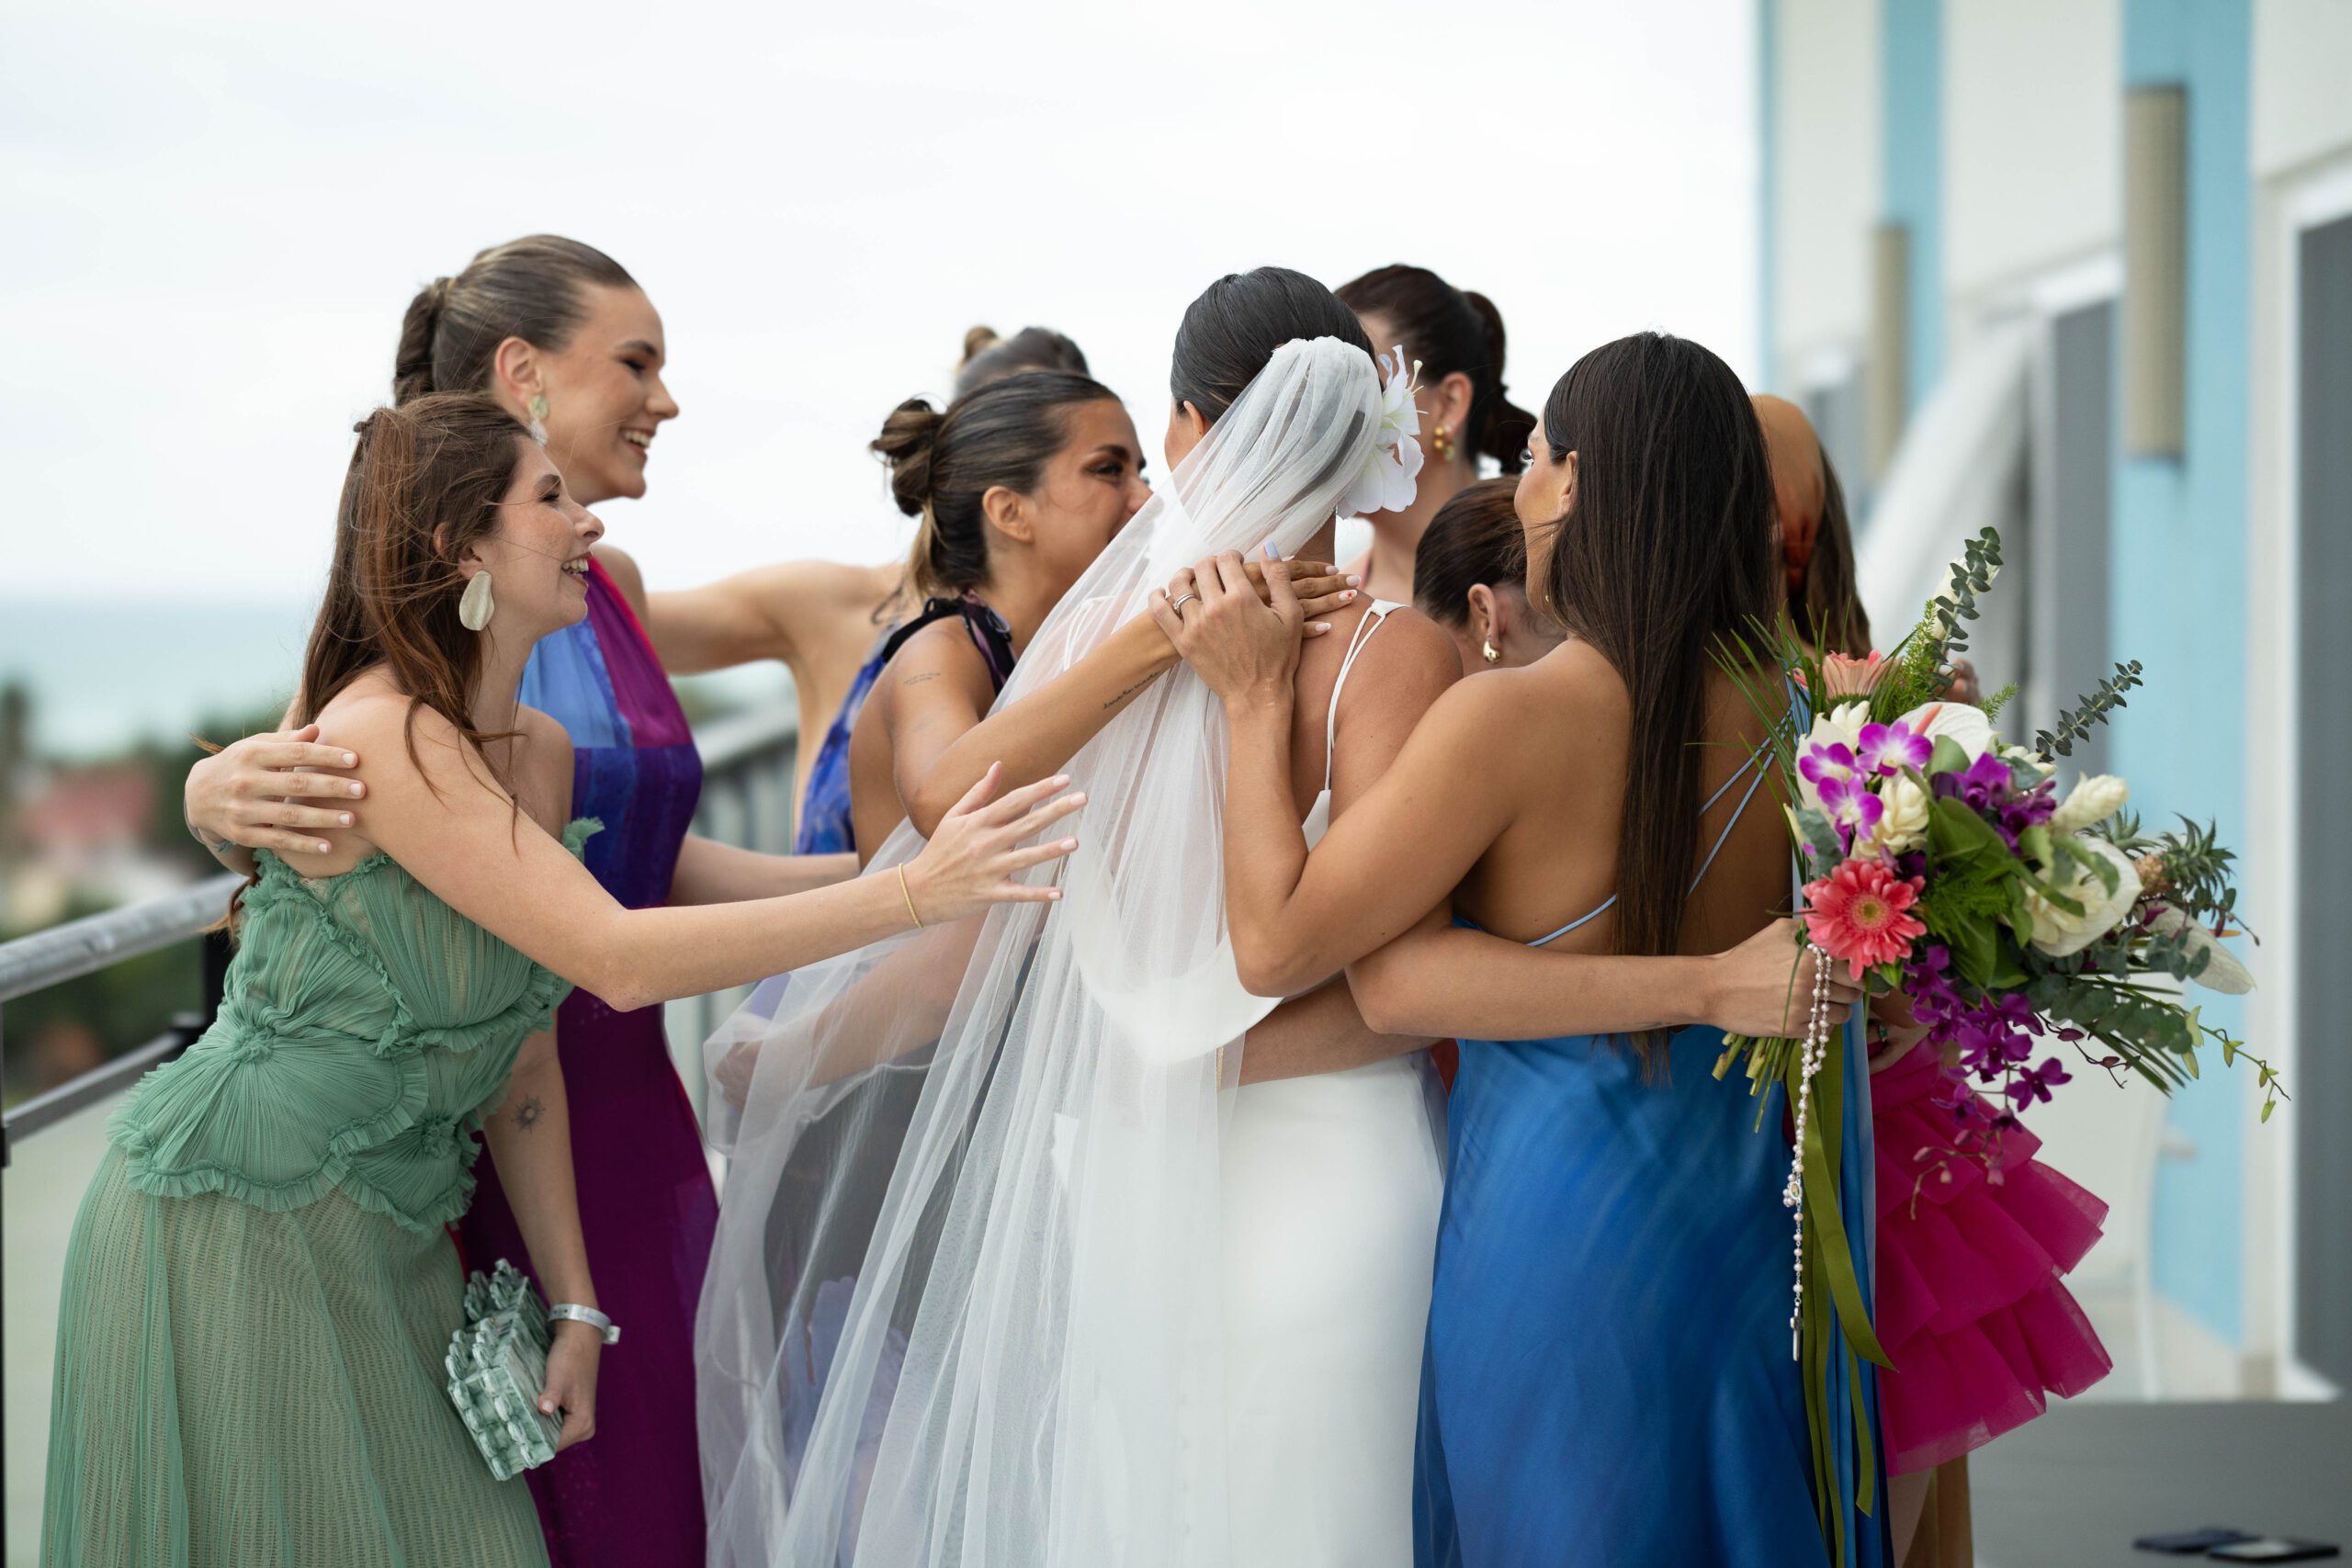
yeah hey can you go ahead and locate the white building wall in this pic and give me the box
[1941,0,2120,316]
[1772,0,1881,369]
[2253,0,2352,179]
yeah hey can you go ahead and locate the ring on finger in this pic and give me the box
[1169,592,1198,616]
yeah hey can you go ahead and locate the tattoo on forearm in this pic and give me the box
[1102,673,1158,711]
[513,1096,544,1133]
[900,670,942,687]
[186,818,233,856]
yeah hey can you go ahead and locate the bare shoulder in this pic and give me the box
[886,616,993,696]
[592,544,649,616]
[1346,606,1459,709]
[1425,640,1621,743]
[315,682,499,805]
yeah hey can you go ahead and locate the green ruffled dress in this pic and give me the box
[41,821,597,1568]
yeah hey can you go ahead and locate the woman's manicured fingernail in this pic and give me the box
[1342,589,1357,601]
[339,813,354,826]
[342,752,356,766]
[1345,574,1362,587]
[316,841,333,854]
[1262,542,1279,559]
[540,1399,555,1414]
[348,782,365,796]
[1313,623,1332,633]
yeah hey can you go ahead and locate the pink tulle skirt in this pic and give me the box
[1873,1043,2115,1476]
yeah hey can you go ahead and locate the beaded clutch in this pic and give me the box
[445,1260,564,1481]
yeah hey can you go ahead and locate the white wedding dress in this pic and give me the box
[695,338,1436,1568]
[1220,602,1444,1567]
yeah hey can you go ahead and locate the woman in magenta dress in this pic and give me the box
[1756,392,2113,1565]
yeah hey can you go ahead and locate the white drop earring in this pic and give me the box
[458,571,496,631]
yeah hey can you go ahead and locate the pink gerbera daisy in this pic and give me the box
[1803,859,1928,979]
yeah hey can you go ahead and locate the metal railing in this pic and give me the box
[0,702,800,1163]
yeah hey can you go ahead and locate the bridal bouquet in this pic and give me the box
[1715,527,2267,1546]
[1720,526,2267,1140]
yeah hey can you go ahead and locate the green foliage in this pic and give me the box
[1877,528,2003,716]
[2032,660,2145,761]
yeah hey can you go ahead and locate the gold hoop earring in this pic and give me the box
[1432,423,1455,462]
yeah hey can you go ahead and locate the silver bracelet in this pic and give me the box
[548,1303,620,1345]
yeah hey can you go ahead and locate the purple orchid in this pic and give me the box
[1857,721,1932,777]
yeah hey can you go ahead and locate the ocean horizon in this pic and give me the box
[0,597,790,762]
[0,597,317,760]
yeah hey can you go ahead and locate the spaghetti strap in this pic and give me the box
[1320,602,1398,794]
[1525,745,1775,950]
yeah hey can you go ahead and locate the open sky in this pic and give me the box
[3,0,1756,614]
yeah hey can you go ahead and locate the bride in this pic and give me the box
[695,270,1842,1566]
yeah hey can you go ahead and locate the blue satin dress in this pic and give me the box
[1415,762,1891,1568]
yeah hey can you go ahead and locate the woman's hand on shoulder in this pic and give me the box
[185,723,367,861]
[1149,548,1313,707]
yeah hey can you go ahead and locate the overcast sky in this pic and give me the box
[4,0,1756,609]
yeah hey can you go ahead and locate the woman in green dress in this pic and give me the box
[40,393,1086,1568]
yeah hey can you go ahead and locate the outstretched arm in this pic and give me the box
[639,558,896,677]
[668,837,860,905]
[335,696,1080,1013]
[904,561,1358,838]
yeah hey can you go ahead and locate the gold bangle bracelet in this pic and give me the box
[896,864,924,930]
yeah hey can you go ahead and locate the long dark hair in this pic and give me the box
[1536,333,1778,998]
[871,370,1120,599]
[1411,477,1526,626]
[1170,266,1372,423]
[1339,264,1534,472]
[394,235,637,404]
[297,394,537,781]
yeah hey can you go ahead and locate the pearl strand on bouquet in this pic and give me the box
[1783,947,1834,1359]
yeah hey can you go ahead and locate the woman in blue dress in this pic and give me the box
[1158,331,1890,1566]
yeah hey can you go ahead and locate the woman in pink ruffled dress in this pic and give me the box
[1755,394,2115,1566]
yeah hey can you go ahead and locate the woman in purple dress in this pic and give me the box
[182,236,844,1568]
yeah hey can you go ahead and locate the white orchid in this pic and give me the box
[1338,345,1426,519]
[1892,700,1995,762]
[2148,906,2256,994]
[2049,773,2131,833]
[2025,836,2143,957]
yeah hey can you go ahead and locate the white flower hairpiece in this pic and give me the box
[1339,344,1425,519]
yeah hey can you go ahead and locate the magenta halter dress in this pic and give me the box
[456,557,718,1568]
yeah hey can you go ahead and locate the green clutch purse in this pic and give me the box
[445,1260,563,1481]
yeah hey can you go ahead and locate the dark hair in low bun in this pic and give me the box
[953,323,1091,399]
[1170,266,1372,424]
[872,369,1118,599]
[1411,478,1529,627]
[393,235,637,405]
[1339,264,1535,473]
